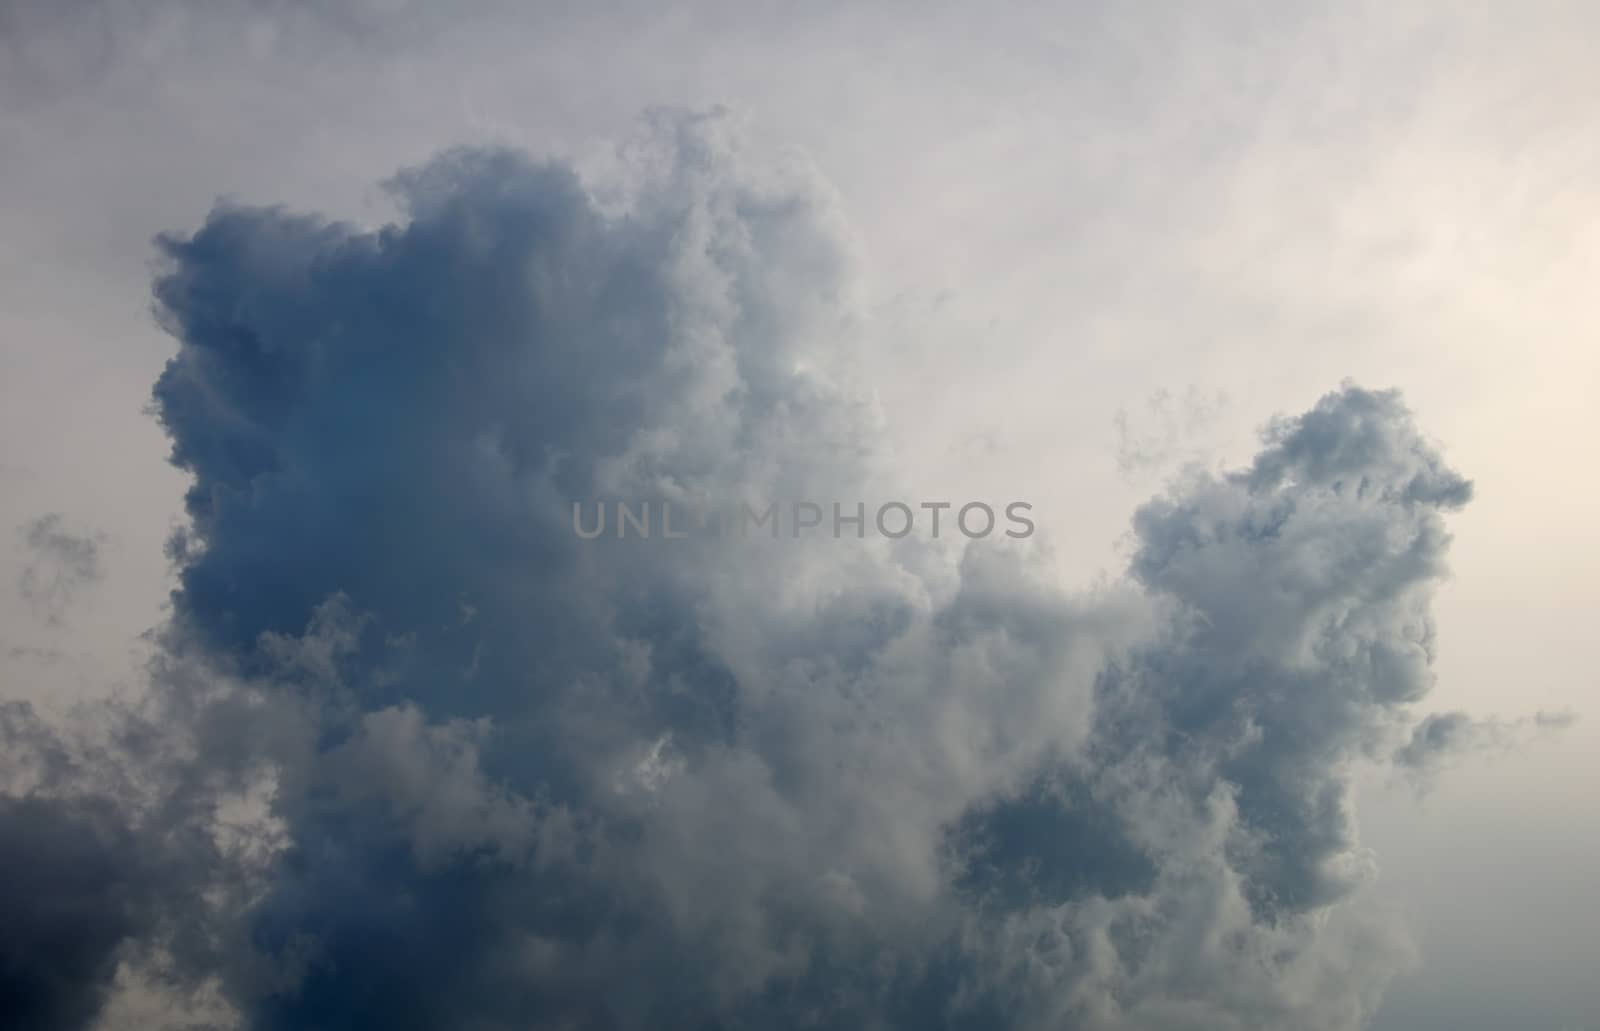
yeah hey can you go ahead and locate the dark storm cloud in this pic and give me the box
[0,699,233,1031]
[0,795,154,1031]
[16,514,104,625]
[0,112,1537,1030]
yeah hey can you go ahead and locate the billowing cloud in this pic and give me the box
[0,112,1552,1030]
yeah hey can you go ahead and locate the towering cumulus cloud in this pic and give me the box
[3,113,1480,1030]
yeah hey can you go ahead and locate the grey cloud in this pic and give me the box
[0,700,233,1031]
[0,113,1526,1030]
[1394,709,1579,773]
[4,644,67,665]
[17,514,105,625]
[1110,385,1473,919]
[0,795,157,1031]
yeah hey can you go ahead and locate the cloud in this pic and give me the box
[0,111,1545,1030]
[0,699,230,1031]
[0,795,157,1031]
[1394,709,1579,775]
[16,514,104,625]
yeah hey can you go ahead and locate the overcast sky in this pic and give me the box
[1,3,1596,1029]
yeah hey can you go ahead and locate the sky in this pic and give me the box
[0,2,1596,1029]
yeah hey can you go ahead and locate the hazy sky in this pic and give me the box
[1,2,1596,1029]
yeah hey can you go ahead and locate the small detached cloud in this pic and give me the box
[1394,709,1579,776]
[16,514,104,625]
